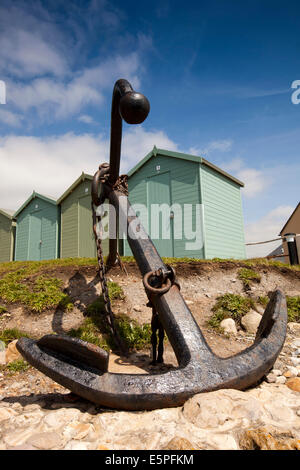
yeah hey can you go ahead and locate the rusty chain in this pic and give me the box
[92,163,128,355]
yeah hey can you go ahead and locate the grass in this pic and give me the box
[0,328,31,346]
[0,268,74,313]
[0,305,7,314]
[208,293,255,330]
[238,268,261,289]
[286,296,300,323]
[257,295,269,307]
[5,359,30,374]
[69,281,152,351]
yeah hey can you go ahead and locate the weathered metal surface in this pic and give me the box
[16,78,288,410]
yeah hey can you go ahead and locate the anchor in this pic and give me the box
[17,79,287,411]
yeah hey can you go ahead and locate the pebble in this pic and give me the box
[291,357,300,366]
[266,373,277,383]
[272,369,282,376]
[276,376,287,384]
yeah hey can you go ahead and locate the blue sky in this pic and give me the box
[0,0,299,256]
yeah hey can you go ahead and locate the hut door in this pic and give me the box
[147,172,173,257]
[28,212,42,260]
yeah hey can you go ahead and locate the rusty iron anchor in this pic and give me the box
[17,79,287,411]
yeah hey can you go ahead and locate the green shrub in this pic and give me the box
[208,293,255,330]
[0,269,74,313]
[115,316,152,350]
[0,328,30,346]
[257,296,269,307]
[286,296,300,323]
[238,268,261,288]
[5,359,30,373]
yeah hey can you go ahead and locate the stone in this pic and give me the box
[240,426,300,450]
[5,339,22,363]
[26,432,62,450]
[287,323,300,334]
[241,310,261,334]
[266,373,277,383]
[43,408,81,428]
[0,407,18,422]
[272,369,282,376]
[133,305,142,312]
[204,433,239,450]
[286,377,300,392]
[255,305,265,315]
[183,389,265,430]
[8,444,38,451]
[220,318,238,336]
[285,366,299,378]
[276,376,286,384]
[163,437,196,450]
[291,357,300,366]
[64,441,90,450]
[291,339,300,348]
[0,350,5,365]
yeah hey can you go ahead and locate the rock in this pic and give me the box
[64,441,90,450]
[0,407,18,422]
[185,300,194,305]
[133,305,142,312]
[43,408,81,428]
[284,366,299,378]
[276,376,286,384]
[240,426,300,450]
[8,444,38,450]
[163,437,196,450]
[0,350,6,365]
[5,339,22,363]
[183,389,265,430]
[272,369,282,376]
[204,433,239,450]
[291,339,300,348]
[26,432,62,450]
[266,373,277,383]
[291,357,300,366]
[220,318,238,336]
[255,305,265,315]
[241,310,262,334]
[0,340,5,351]
[286,377,300,392]
[287,323,300,334]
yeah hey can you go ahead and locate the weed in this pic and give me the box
[0,305,7,314]
[238,268,261,288]
[0,328,30,346]
[208,293,255,330]
[286,296,300,323]
[257,296,269,307]
[5,359,30,373]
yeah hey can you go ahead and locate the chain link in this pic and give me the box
[92,165,128,355]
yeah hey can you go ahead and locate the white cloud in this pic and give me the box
[0,128,178,210]
[78,115,96,124]
[0,109,23,127]
[222,158,269,198]
[8,53,141,119]
[190,139,233,156]
[245,205,294,258]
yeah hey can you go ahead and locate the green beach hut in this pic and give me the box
[14,192,59,261]
[124,147,246,259]
[0,209,16,262]
[57,173,109,259]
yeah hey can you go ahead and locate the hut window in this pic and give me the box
[35,204,39,209]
